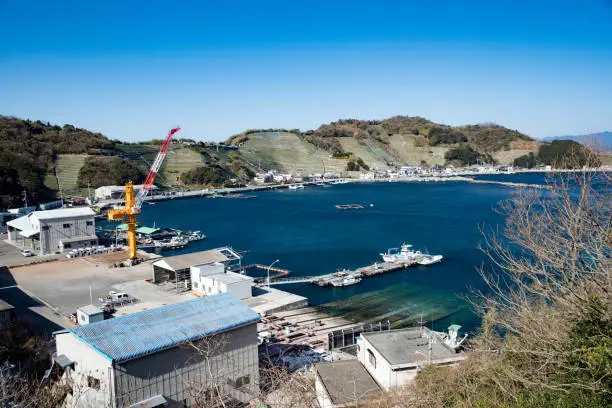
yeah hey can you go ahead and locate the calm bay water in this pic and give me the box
[137,174,548,333]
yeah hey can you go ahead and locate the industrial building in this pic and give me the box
[6,207,97,255]
[152,248,241,292]
[54,293,260,408]
[94,185,158,201]
[191,262,253,300]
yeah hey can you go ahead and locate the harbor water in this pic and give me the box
[136,174,549,333]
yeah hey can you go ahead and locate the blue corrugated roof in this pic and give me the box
[69,293,259,363]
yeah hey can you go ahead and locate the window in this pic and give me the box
[90,241,96,245]
[64,244,71,249]
[42,226,50,231]
[367,349,376,369]
[193,282,199,289]
[63,223,71,229]
[87,376,100,390]
[229,375,250,389]
[86,221,93,226]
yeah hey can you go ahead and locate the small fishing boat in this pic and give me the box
[288,184,305,190]
[330,275,362,287]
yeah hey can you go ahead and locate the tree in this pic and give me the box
[404,156,611,407]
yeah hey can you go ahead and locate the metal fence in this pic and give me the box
[327,320,391,350]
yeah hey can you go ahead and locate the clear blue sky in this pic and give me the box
[1,1,611,141]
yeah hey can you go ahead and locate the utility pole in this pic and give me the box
[21,190,28,208]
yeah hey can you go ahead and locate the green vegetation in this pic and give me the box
[514,140,598,168]
[332,151,353,159]
[444,146,494,165]
[0,116,113,208]
[180,165,231,186]
[426,127,468,146]
[460,124,532,152]
[77,156,145,188]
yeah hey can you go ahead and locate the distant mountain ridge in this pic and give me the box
[541,131,612,151]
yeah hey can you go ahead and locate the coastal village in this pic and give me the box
[0,144,606,407]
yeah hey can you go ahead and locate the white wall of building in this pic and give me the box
[55,332,114,408]
[199,273,252,300]
[190,262,225,295]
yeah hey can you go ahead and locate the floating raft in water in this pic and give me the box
[335,204,364,210]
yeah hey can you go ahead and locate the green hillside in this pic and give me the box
[0,115,603,209]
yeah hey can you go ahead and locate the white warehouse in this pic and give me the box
[6,207,97,255]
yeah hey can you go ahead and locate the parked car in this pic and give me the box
[21,249,34,257]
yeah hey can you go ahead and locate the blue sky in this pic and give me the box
[1,1,611,141]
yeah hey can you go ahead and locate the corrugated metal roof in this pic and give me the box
[69,293,259,363]
[33,207,95,220]
[136,227,159,235]
[153,250,229,271]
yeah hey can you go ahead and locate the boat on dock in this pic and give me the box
[288,184,305,190]
[330,275,362,287]
[154,236,188,250]
[381,243,443,265]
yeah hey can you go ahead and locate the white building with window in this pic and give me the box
[191,263,253,300]
[6,207,96,255]
[357,327,465,390]
[53,293,260,408]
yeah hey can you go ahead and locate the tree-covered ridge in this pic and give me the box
[225,116,535,159]
[514,140,599,168]
[0,116,115,208]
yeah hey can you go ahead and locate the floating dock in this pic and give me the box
[335,204,364,210]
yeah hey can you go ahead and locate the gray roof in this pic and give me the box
[60,293,259,363]
[0,299,14,312]
[153,249,229,271]
[210,272,253,285]
[77,304,103,315]
[362,328,462,367]
[315,359,381,405]
[34,207,95,220]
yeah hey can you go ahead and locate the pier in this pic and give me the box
[258,260,415,287]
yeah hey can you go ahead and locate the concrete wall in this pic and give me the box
[190,263,225,295]
[113,323,259,407]
[357,336,394,390]
[39,215,95,254]
[314,372,334,408]
[55,332,114,408]
[198,274,252,300]
[357,337,419,390]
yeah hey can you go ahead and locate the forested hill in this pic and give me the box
[0,115,601,209]
[0,116,115,208]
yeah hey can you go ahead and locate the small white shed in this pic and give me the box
[77,305,104,325]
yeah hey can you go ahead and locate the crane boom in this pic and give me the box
[108,126,181,260]
[135,126,181,208]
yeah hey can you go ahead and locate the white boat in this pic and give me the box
[380,243,423,262]
[416,254,443,265]
[288,184,305,190]
[381,242,443,265]
[330,275,362,287]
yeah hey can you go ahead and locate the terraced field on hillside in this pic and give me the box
[337,137,397,169]
[239,132,347,174]
[54,154,88,195]
[388,134,450,166]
